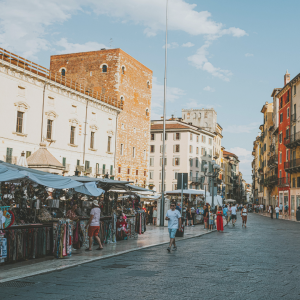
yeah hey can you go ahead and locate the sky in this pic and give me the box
[1,0,300,183]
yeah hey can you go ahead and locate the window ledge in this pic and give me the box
[89,148,97,152]
[13,132,28,137]
[46,139,56,143]
[106,152,113,154]
[68,143,78,148]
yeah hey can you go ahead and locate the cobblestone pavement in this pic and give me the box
[2,213,300,300]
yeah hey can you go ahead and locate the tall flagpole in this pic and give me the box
[160,0,168,226]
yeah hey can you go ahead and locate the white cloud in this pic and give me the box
[184,99,219,109]
[228,147,253,170]
[0,0,247,59]
[203,86,214,92]
[182,42,194,48]
[224,122,260,134]
[188,42,232,81]
[163,42,179,49]
[0,0,81,59]
[151,77,185,119]
[245,53,254,57]
[56,38,107,54]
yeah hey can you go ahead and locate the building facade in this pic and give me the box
[149,119,215,192]
[0,48,120,176]
[50,48,153,186]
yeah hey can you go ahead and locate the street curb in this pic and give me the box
[255,213,300,223]
[0,229,217,283]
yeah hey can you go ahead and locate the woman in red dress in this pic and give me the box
[216,206,224,232]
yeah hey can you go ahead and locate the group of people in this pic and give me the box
[165,201,250,252]
[255,203,289,219]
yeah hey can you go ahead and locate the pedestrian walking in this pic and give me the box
[223,205,228,224]
[209,209,214,230]
[85,200,103,251]
[152,206,157,226]
[203,204,209,230]
[279,203,283,215]
[165,202,182,252]
[275,205,280,219]
[227,204,232,224]
[231,204,237,226]
[270,205,273,219]
[241,205,248,228]
[216,206,224,232]
[186,208,193,227]
[284,204,289,217]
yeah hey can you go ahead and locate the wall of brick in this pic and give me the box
[50,48,153,185]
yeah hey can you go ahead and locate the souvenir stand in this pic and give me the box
[0,161,99,263]
[164,189,205,226]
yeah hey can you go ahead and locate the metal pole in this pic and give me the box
[160,0,168,226]
[181,172,183,218]
[212,174,215,211]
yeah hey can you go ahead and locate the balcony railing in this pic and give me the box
[284,132,300,148]
[264,175,278,187]
[284,158,300,173]
[278,177,289,186]
[268,154,278,167]
[291,113,296,123]
[189,177,202,183]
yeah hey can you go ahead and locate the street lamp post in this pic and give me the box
[203,161,221,211]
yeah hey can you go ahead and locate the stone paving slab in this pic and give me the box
[0,224,215,283]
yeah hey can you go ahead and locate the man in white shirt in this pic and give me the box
[165,202,181,252]
[231,204,237,226]
[275,205,280,219]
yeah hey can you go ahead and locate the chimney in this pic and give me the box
[284,69,290,85]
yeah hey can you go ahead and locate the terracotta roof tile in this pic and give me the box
[151,124,192,130]
[27,147,63,168]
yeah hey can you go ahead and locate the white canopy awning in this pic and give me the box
[164,189,205,196]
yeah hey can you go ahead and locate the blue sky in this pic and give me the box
[1,0,299,182]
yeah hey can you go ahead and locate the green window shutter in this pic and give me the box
[62,157,66,167]
[102,164,106,174]
[77,159,80,166]
[6,148,13,163]
[110,165,113,175]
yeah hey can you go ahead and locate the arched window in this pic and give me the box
[147,81,150,88]
[102,65,107,73]
[61,68,66,76]
[122,66,125,74]
[120,96,124,104]
[146,108,149,116]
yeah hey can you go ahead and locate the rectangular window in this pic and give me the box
[110,165,113,175]
[26,151,31,158]
[120,144,124,156]
[294,85,296,95]
[286,128,289,139]
[16,111,24,133]
[174,157,180,166]
[77,159,80,166]
[287,107,290,118]
[107,136,111,152]
[136,169,138,175]
[90,132,95,149]
[196,157,199,168]
[117,166,121,174]
[127,168,130,175]
[62,157,66,167]
[70,126,75,144]
[279,133,282,144]
[209,138,212,145]
[190,158,193,167]
[6,147,12,164]
[149,171,154,179]
[151,133,155,140]
[189,145,193,153]
[150,145,155,153]
[293,177,295,188]
[150,157,154,167]
[85,160,90,171]
[144,171,146,176]
[47,119,53,139]
[174,144,180,153]
[175,133,180,140]
[196,147,199,154]
[190,133,193,141]
[133,147,135,158]
[174,172,178,180]
[280,152,282,164]
[160,157,167,166]
[286,149,289,161]
[202,135,206,143]
[196,136,199,142]
[280,113,283,123]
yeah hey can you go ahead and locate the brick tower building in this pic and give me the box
[50,49,153,185]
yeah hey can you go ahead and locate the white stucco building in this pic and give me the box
[0,48,121,176]
[149,119,215,192]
